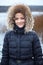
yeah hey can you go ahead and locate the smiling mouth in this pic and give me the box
[18,23,24,25]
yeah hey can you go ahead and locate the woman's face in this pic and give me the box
[14,13,25,28]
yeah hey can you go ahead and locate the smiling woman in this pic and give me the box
[0,4,43,65]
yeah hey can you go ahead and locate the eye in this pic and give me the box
[21,17,25,19]
[14,18,18,20]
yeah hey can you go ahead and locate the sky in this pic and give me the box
[0,0,43,6]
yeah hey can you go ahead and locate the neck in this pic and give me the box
[13,23,25,34]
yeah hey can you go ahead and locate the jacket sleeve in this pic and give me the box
[1,33,9,65]
[33,32,43,65]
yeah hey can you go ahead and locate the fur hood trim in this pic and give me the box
[7,4,34,33]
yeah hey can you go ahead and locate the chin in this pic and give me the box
[18,25,24,28]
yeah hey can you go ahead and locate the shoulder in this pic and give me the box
[27,30,38,35]
[30,30,40,41]
[4,30,14,38]
[28,30,39,38]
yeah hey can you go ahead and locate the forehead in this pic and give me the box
[15,13,24,17]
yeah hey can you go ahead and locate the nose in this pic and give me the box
[18,19,21,22]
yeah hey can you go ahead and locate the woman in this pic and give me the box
[1,4,43,65]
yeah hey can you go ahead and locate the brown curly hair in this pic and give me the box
[7,4,34,33]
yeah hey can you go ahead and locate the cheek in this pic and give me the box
[22,19,25,23]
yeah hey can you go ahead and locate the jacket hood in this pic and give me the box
[7,4,34,33]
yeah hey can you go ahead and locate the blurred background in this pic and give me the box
[0,0,43,63]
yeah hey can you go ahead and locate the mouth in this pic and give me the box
[17,22,24,25]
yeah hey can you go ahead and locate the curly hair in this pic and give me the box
[7,4,34,33]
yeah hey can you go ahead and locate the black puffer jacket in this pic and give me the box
[1,4,43,65]
[1,27,43,65]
